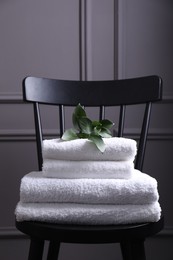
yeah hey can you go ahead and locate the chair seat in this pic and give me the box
[16,216,164,244]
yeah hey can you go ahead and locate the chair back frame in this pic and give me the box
[23,75,162,172]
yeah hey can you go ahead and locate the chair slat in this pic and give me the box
[99,106,105,121]
[59,105,65,137]
[135,102,152,171]
[118,105,126,137]
[33,103,43,171]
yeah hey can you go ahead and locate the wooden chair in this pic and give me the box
[15,75,164,260]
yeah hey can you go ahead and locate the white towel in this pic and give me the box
[15,201,161,225]
[42,137,137,161]
[19,170,159,204]
[42,159,134,179]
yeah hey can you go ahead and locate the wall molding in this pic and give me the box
[0,128,172,142]
[0,129,57,141]
[0,227,27,240]
[0,226,172,239]
[0,92,23,103]
[118,0,127,79]
[162,93,173,103]
[79,0,87,80]
[123,128,173,140]
[0,92,172,142]
[114,0,118,79]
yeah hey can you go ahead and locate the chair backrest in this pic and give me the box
[23,75,162,172]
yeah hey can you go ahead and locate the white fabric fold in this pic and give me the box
[20,170,159,204]
[42,159,134,179]
[42,137,137,161]
[15,201,161,225]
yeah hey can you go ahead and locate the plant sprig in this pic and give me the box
[62,104,114,152]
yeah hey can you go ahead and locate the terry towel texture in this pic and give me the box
[20,170,159,205]
[15,136,162,225]
[15,201,161,225]
[42,137,137,161]
[42,159,134,179]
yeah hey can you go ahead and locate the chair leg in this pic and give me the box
[120,240,146,260]
[28,238,44,260]
[47,241,60,260]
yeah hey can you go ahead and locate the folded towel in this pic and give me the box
[42,137,137,161]
[42,159,134,179]
[15,201,161,225]
[20,170,159,204]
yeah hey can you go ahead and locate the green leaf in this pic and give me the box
[92,121,102,128]
[72,113,80,131]
[92,126,101,135]
[99,128,112,138]
[88,135,106,153]
[78,117,93,134]
[100,119,114,129]
[61,104,115,153]
[72,104,87,131]
[62,129,78,141]
[74,103,86,118]
[77,133,89,139]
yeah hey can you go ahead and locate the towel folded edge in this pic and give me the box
[15,201,161,225]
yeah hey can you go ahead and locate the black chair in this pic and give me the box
[16,75,164,260]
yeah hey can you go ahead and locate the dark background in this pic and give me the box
[0,0,172,259]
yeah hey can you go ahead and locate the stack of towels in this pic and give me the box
[15,137,161,225]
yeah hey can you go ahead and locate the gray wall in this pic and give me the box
[0,0,173,259]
